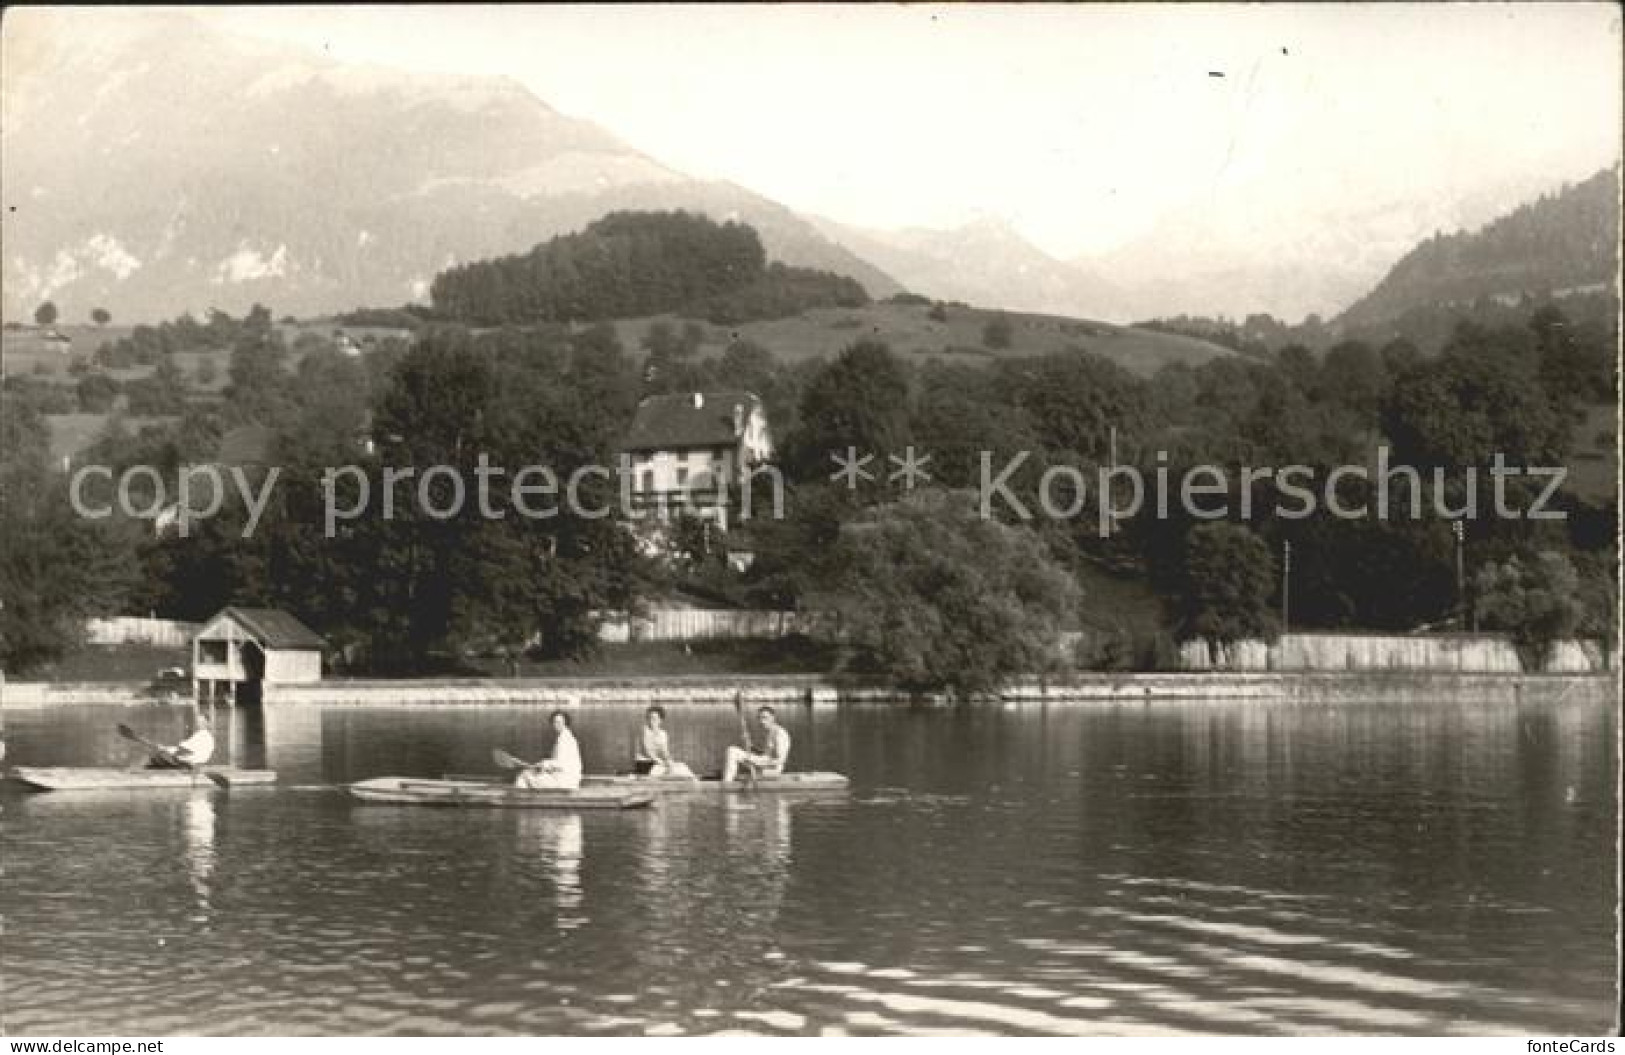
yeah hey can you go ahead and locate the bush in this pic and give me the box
[983,312,1014,349]
[1474,551,1584,669]
[76,373,120,413]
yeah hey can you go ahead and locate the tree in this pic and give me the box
[34,301,57,326]
[816,488,1081,698]
[994,349,1146,461]
[1174,522,1279,649]
[0,397,138,671]
[124,359,188,416]
[1319,340,1387,437]
[91,307,111,326]
[782,339,912,487]
[1474,551,1584,669]
[982,312,1014,350]
[225,316,294,424]
[76,372,120,413]
[1382,322,1568,469]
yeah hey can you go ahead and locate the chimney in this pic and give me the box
[692,392,704,409]
[733,404,745,435]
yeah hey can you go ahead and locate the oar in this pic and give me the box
[733,691,758,789]
[492,747,539,770]
[116,724,228,787]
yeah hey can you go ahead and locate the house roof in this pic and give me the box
[205,606,325,650]
[620,391,760,453]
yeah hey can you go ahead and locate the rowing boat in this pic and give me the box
[10,766,278,791]
[443,771,852,794]
[583,771,851,794]
[348,776,655,810]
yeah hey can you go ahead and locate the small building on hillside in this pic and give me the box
[192,606,324,704]
[619,390,773,532]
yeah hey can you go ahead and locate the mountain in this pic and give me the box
[1335,166,1620,330]
[0,11,898,323]
[1081,170,1583,325]
[811,214,1133,321]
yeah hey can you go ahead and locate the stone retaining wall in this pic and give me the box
[4,672,1613,708]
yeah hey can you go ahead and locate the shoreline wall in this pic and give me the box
[4,671,1615,708]
[1179,633,1616,673]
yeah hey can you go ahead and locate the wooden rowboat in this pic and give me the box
[583,771,851,794]
[348,776,655,810]
[10,766,277,791]
[443,771,851,794]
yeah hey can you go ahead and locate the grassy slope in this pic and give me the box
[608,301,1235,377]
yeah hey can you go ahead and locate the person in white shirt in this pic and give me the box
[516,710,583,790]
[148,708,216,769]
[634,705,694,778]
[722,706,791,783]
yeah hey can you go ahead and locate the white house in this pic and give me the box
[619,390,773,532]
[192,606,324,704]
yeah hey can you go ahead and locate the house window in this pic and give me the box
[199,640,229,664]
[640,470,654,493]
[676,467,689,489]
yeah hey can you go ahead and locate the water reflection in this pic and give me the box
[0,697,1615,1036]
[181,794,217,922]
[514,813,585,929]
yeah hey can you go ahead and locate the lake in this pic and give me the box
[0,697,1616,1036]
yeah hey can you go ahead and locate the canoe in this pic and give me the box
[442,771,852,794]
[348,777,655,810]
[583,771,851,794]
[10,766,278,791]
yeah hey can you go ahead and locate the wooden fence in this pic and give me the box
[84,616,199,649]
[1180,632,1615,674]
[599,609,810,643]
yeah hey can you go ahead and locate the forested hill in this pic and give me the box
[1337,166,1620,330]
[428,211,870,325]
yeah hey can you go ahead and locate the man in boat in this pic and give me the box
[633,705,694,778]
[147,707,216,769]
[722,706,791,783]
[516,710,583,790]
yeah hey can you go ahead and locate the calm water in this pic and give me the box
[1,698,1616,1036]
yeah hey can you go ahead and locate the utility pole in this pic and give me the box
[1281,540,1291,634]
[1106,425,1118,538]
[1452,520,1467,631]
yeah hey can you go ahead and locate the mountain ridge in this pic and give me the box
[0,11,900,322]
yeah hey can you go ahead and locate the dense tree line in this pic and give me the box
[429,211,868,325]
[1,292,1615,689]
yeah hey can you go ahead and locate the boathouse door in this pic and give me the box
[239,641,266,705]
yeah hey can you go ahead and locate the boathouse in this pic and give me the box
[192,606,324,704]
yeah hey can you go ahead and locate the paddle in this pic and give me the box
[116,723,228,787]
[492,747,539,771]
[734,691,758,789]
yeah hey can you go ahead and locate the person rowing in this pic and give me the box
[722,704,791,783]
[515,710,583,790]
[145,706,216,769]
[633,705,694,778]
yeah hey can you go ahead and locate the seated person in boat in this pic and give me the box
[722,706,791,783]
[516,710,583,790]
[633,706,694,778]
[148,707,216,769]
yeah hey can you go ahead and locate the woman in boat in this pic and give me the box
[148,707,216,769]
[516,710,583,790]
[722,706,791,783]
[633,706,694,778]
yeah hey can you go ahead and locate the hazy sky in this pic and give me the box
[203,4,1620,261]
